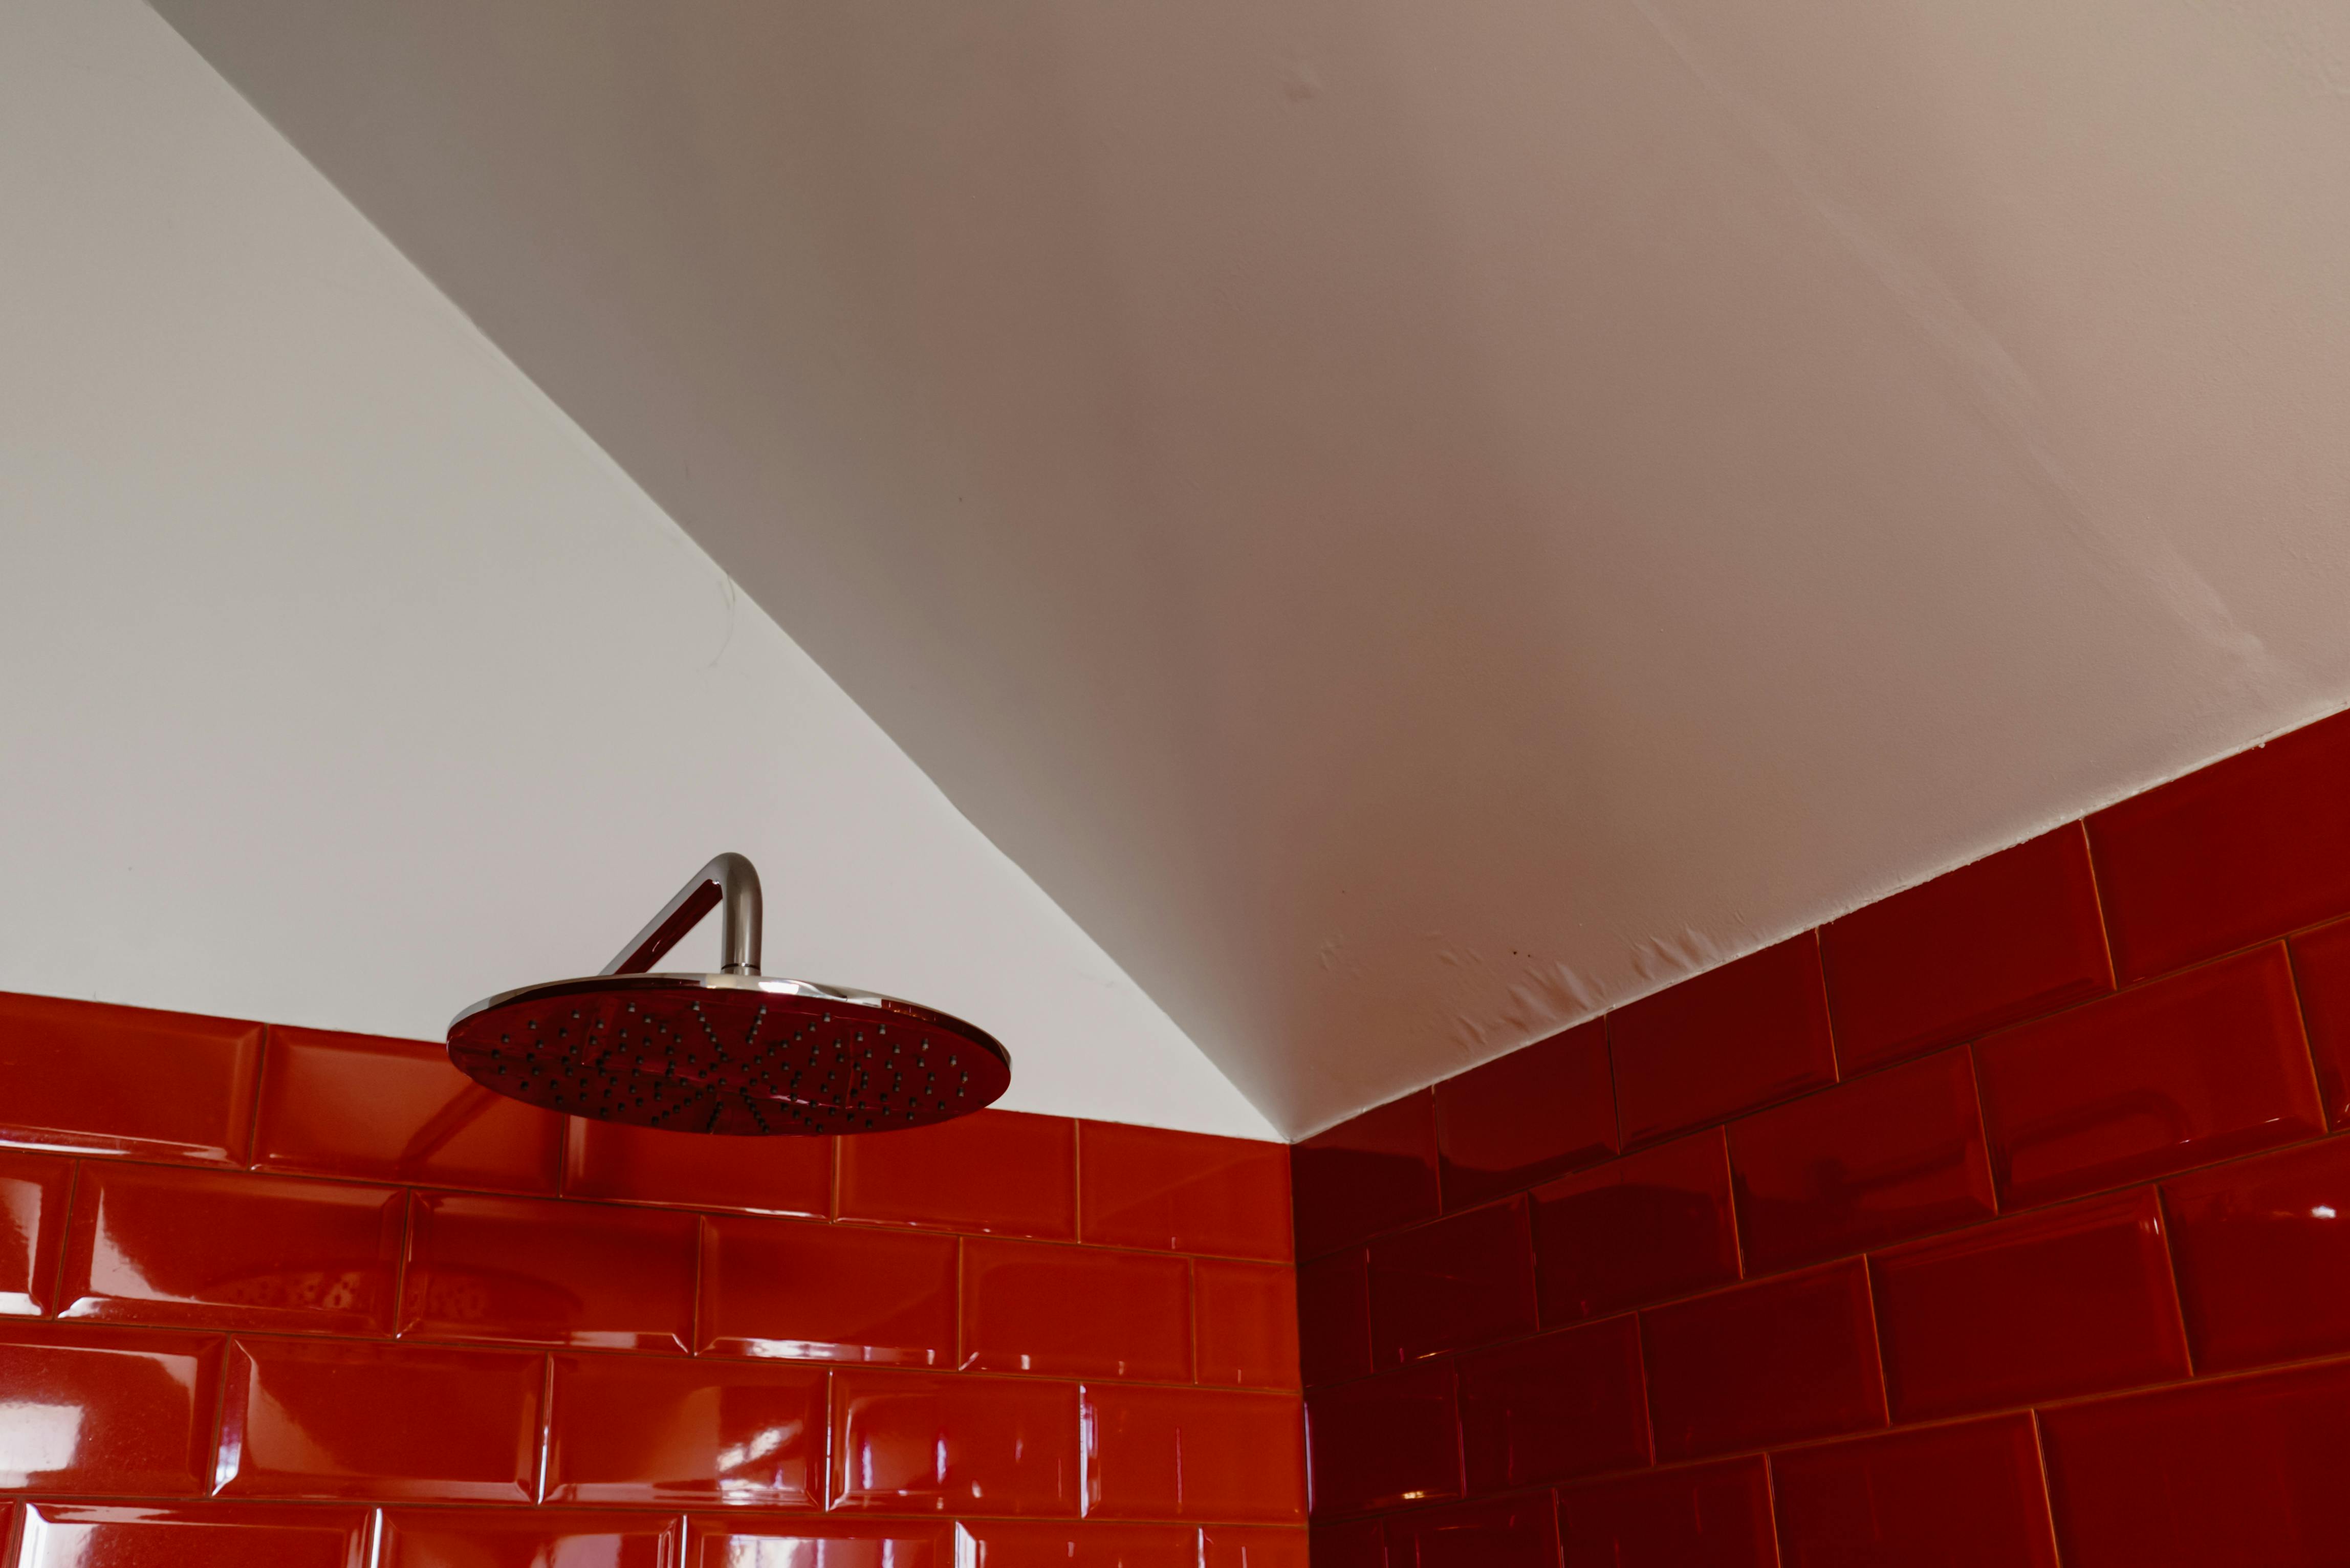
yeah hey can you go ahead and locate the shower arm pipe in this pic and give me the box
[601,852,764,977]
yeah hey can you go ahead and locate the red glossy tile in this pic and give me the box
[214,1337,541,1500]
[1771,1415,2057,1567]
[1291,1094,1440,1259]
[0,1150,70,1316]
[565,1115,830,1215]
[2039,1358,2350,1568]
[961,1238,1191,1380]
[0,992,262,1165]
[1084,1384,1305,1522]
[1296,1248,1370,1388]
[1303,1361,1460,1518]
[1821,827,2113,1074]
[1612,934,1839,1146]
[2286,915,2350,1127]
[1456,1315,1646,1491]
[1974,945,2323,1207]
[1728,1048,1996,1273]
[0,1322,221,1495]
[953,1522,1200,1567]
[15,1502,371,1568]
[1385,1496,1559,1568]
[1531,1129,1738,1323]
[2088,710,2350,983]
[1873,1187,2186,1421]
[2162,1135,2350,1372]
[1196,1258,1299,1389]
[1433,1022,1616,1210]
[254,1026,562,1193]
[689,1518,956,1568]
[55,1164,402,1335]
[1203,1527,1311,1568]
[380,1510,681,1567]
[829,1369,1081,1515]
[1311,1522,1388,1568]
[547,1353,825,1507]
[1080,1122,1292,1260]
[837,1110,1076,1239]
[1366,1199,1536,1365]
[1556,1459,1775,1568]
[699,1212,956,1365]
[401,1191,695,1351]
[1641,1259,1884,1461]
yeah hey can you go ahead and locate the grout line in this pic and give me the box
[1758,1446,1787,1568]
[2026,1409,2066,1568]
[2073,817,2123,991]
[1961,1041,2005,1216]
[240,1027,273,1169]
[2149,1183,2201,1377]
[43,1160,83,1317]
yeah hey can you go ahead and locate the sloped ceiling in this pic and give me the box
[1,0,1270,1139]
[150,0,2350,1136]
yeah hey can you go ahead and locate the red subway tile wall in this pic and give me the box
[1297,707,2350,1567]
[0,998,1302,1565]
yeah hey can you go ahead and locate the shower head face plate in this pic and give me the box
[446,973,1011,1135]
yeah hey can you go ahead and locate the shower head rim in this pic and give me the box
[447,969,1013,1072]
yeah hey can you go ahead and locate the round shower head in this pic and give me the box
[446,854,1010,1135]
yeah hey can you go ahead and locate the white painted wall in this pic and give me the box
[0,0,1273,1140]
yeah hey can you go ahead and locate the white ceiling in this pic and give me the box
[0,0,1270,1140]
[123,0,2350,1135]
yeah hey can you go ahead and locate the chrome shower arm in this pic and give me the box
[601,852,764,976]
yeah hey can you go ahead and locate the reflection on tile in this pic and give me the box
[688,1516,956,1567]
[1641,1260,1885,1461]
[1302,1362,1460,1518]
[546,1354,824,1507]
[836,1111,1077,1239]
[0,1322,222,1496]
[16,1501,371,1568]
[379,1509,682,1567]
[1366,1200,1535,1365]
[2040,1358,2350,1568]
[1556,1458,1775,1568]
[0,1150,72,1317]
[1433,1023,1616,1210]
[1821,826,2112,1075]
[254,1027,562,1192]
[700,1213,957,1366]
[1532,1130,1738,1323]
[0,992,262,1165]
[2163,1135,2350,1372]
[1456,1316,1648,1491]
[1384,1496,1560,1568]
[1771,1417,2057,1568]
[565,1115,831,1216]
[954,1522,1201,1567]
[401,1191,696,1351]
[2089,709,2350,982]
[1611,934,1837,1146]
[56,1163,402,1335]
[961,1238,1191,1380]
[1202,1527,1312,1568]
[1292,1095,1440,1259]
[214,1337,542,1501]
[1083,1384,1305,1522]
[1872,1188,2187,1422]
[1975,946,2322,1207]
[1728,1049,1996,1273]
[829,1369,1081,1515]
[1195,1258,1300,1389]
[1080,1122,1292,1259]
